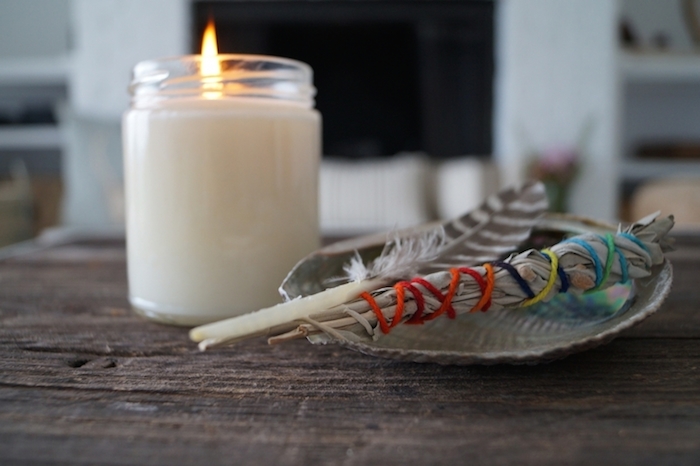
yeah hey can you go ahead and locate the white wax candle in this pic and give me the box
[123,97,320,325]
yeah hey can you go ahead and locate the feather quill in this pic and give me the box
[190,181,548,349]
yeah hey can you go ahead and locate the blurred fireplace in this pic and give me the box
[193,1,494,159]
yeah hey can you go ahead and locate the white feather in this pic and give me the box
[343,227,447,282]
[343,251,371,282]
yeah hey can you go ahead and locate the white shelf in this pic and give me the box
[621,52,700,83]
[621,159,700,182]
[0,126,63,150]
[0,56,70,86]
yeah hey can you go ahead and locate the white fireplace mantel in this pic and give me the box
[3,0,626,228]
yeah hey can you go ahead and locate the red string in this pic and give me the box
[457,267,490,313]
[402,282,427,324]
[411,278,452,314]
[362,266,496,334]
[482,264,495,312]
[423,269,461,321]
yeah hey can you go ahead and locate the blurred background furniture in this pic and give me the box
[1,0,699,239]
[630,178,700,229]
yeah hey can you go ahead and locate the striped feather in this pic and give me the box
[347,181,548,280]
[279,181,548,300]
[417,181,548,274]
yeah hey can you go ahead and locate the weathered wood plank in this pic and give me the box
[0,239,698,465]
[1,338,699,465]
[1,336,699,400]
[0,339,699,465]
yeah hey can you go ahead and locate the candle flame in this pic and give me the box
[201,18,221,76]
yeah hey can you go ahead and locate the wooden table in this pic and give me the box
[1,235,699,465]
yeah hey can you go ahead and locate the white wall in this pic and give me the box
[494,0,621,221]
[70,0,190,120]
[0,0,70,59]
[62,0,190,226]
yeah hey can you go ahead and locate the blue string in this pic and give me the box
[492,232,642,297]
[619,232,649,253]
[557,265,570,293]
[563,238,603,288]
[493,260,535,299]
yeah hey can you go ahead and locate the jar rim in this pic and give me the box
[129,54,316,107]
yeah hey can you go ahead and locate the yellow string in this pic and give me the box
[521,249,559,307]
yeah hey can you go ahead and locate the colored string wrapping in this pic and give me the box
[493,260,535,299]
[620,232,649,253]
[566,233,627,291]
[590,234,616,292]
[399,282,426,324]
[429,269,462,320]
[361,291,390,334]
[362,233,637,335]
[606,233,629,284]
[556,264,570,293]
[564,238,603,288]
[465,264,494,313]
[521,249,559,307]
[406,277,451,323]
[365,265,495,333]
[453,267,490,314]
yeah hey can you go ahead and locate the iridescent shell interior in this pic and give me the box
[281,214,673,365]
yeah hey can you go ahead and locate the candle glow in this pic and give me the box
[201,18,221,76]
[200,18,222,99]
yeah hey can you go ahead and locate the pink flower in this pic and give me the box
[529,146,579,185]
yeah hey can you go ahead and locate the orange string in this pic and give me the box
[457,267,489,312]
[361,291,389,334]
[473,263,494,312]
[392,284,406,329]
[361,265,495,334]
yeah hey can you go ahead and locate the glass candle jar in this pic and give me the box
[123,55,321,326]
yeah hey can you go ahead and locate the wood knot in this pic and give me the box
[66,357,117,369]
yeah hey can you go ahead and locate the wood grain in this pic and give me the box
[0,239,699,465]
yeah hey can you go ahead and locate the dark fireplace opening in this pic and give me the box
[268,23,421,158]
[193,1,494,159]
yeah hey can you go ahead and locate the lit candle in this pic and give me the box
[123,19,321,325]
